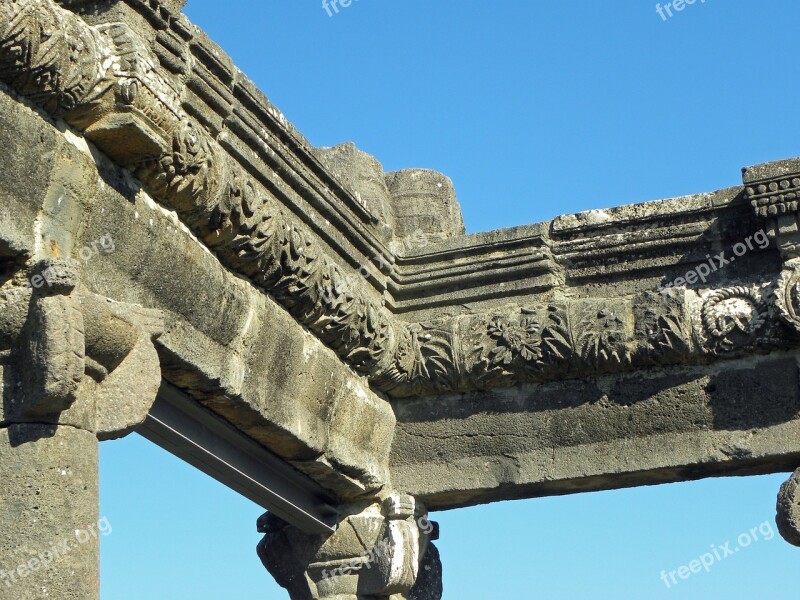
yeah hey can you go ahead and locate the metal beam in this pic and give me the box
[138,383,338,535]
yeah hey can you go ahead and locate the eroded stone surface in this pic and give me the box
[391,354,800,509]
[2,2,800,599]
[0,424,99,600]
[385,169,465,244]
[258,493,438,600]
[0,82,395,499]
[312,143,396,243]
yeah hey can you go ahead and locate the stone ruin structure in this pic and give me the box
[2,0,800,597]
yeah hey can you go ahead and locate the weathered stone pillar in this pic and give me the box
[0,425,100,599]
[258,492,443,600]
[0,259,163,599]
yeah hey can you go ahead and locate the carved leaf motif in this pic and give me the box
[650,313,692,361]
[576,310,630,370]
[0,1,106,116]
[539,305,574,368]
[139,120,218,210]
[776,259,800,335]
[410,322,458,395]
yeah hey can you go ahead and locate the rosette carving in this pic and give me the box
[701,286,769,353]
[469,309,541,388]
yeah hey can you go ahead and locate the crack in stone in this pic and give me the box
[0,421,92,434]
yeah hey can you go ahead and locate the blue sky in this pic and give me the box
[101,1,800,598]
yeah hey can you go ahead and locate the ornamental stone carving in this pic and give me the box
[4,0,800,401]
[258,492,440,600]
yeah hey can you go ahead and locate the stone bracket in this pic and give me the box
[745,157,800,259]
[746,160,800,336]
[79,294,164,440]
[11,259,85,417]
[6,259,164,439]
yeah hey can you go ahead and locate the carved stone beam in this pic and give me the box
[5,0,800,403]
[746,158,800,259]
[257,492,442,600]
[745,162,800,546]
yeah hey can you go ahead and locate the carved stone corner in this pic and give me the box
[744,160,800,339]
[776,468,800,547]
[744,158,800,259]
[257,492,441,600]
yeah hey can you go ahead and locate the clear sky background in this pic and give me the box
[101,1,800,598]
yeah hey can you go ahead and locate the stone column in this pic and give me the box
[258,492,443,600]
[0,424,100,600]
[0,260,163,599]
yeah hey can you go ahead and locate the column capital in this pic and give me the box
[258,492,442,600]
[4,259,164,439]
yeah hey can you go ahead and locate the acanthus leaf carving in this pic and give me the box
[648,312,693,363]
[538,304,574,370]
[375,320,458,396]
[0,0,108,117]
[135,119,222,213]
[572,303,631,371]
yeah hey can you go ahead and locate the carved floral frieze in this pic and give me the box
[3,0,800,400]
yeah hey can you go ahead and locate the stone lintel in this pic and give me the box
[391,353,800,510]
[0,84,395,500]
